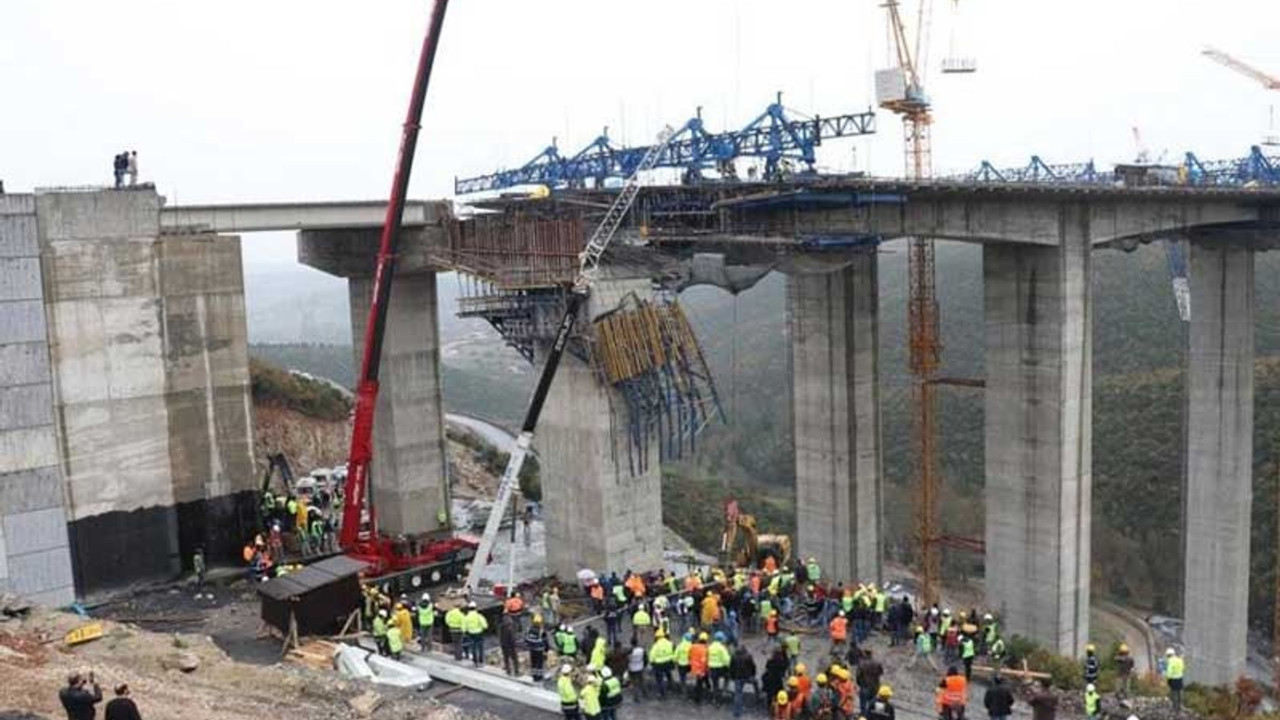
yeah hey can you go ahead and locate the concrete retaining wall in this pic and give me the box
[0,194,76,606]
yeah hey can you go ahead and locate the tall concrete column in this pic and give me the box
[984,206,1092,656]
[1182,240,1254,685]
[299,226,451,538]
[536,278,664,580]
[347,272,450,536]
[788,254,883,584]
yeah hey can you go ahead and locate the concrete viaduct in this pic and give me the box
[2,181,1278,685]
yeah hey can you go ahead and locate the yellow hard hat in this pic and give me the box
[1085,643,1096,653]
[835,666,851,680]
[878,685,893,699]
[795,663,807,675]
[1118,643,1129,653]
[655,629,666,639]
[532,614,543,625]
[698,632,709,641]
[788,677,800,688]
[816,673,829,685]
[777,691,791,705]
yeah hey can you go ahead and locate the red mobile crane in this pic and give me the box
[338,0,477,586]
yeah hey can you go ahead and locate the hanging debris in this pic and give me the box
[590,294,724,475]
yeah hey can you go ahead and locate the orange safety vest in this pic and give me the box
[829,616,848,641]
[789,691,806,717]
[626,575,646,598]
[689,643,709,676]
[943,674,967,706]
[834,678,855,715]
[797,676,812,703]
[505,596,525,614]
[685,575,702,592]
[773,697,794,720]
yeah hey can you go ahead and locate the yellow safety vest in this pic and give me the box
[649,638,675,664]
[464,610,488,635]
[1166,656,1185,680]
[558,675,578,706]
[445,607,465,630]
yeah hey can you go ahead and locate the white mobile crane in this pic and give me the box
[462,125,675,593]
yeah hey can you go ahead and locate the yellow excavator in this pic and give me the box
[720,499,792,569]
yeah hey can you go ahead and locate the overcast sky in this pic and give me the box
[3,0,1276,265]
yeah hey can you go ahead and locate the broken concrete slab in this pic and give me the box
[356,639,558,713]
[335,644,375,681]
[366,654,432,689]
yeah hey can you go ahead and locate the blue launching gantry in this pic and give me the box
[454,93,876,195]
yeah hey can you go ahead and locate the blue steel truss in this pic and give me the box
[455,94,876,195]
[960,146,1280,187]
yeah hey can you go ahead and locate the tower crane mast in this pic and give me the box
[879,0,942,605]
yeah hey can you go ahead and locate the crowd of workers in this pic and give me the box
[355,555,1190,720]
[240,484,344,581]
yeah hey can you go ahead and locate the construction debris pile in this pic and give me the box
[590,294,724,473]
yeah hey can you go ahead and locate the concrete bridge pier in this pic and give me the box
[534,277,664,579]
[1182,238,1255,685]
[298,229,450,535]
[983,206,1093,656]
[787,252,883,585]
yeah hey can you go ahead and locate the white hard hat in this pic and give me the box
[561,664,573,675]
[421,592,431,602]
[378,609,388,617]
[983,613,993,621]
[1166,648,1176,656]
[467,601,477,609]
[943,608,952,615]
[600,667,613,679]
[1086,684,1096,693]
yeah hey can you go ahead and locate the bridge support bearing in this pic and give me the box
[788,254,883,585]
[535,278,664,581]
[983,206,1092,656]
[1182,240,1254,685]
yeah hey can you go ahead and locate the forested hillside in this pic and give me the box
[249,240,1280,629]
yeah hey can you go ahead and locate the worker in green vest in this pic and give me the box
[907,625,938,670]
[601,666,623,720]
[708,631,732,703]
[464,601,489,667]
[674,630,694,690]
[961,634,977,680]
[649,628,675,698]
[416,593,436,649]
[372,609,389,656]
[874,588,888,628]
[580,674,603,720]
[806,557,821,583]
[308,511,326,555]
[1084,683,1101,720]
[1164,648,1185,712]
[783,632,801,674]
[386,622,404,661]
[445,604,466,660]
[558,624,579,659]
[632,603,653,646]
[589,635,607,671]
[557,665,580,719]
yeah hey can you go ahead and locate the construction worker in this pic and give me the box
[766,609,780,644]
[386,621,404,661]
[393,603,413,649]
[558,624,579,659]
[787,675,806,718]
[1164,647,1185,713]
[1083,643,1100,687]
[988,636,1007,668]
[649,628,675,699]
[416,594,435,649]
[941,665,968,720]
[829,610,849,653]
[372,609,390,656]
[631,602,652,646]
[981,613,998,654]
[708,631,731,704]
[784,631,801,673]
[589,634,608,672]
[464,601,489,667]
[908,625,938,670]
[558,665,580,720]
[500,614,521,676]
[700,591,721,630]
[600,666,623,720]
[961,633,977,680]
[793,663,812,708]
[1084,683,1101,720]
[445,603,466,660]
[308,509,326,555]
[806,557,821,583]
[580,672,603,720]
[1115,643,1135,698]
[689,632,711,705]
[868,684,896,720]
[526,615,549,681]
[773,690,793,720]
[831,665,855,719]
[806,672,838,719]
[674,630,694,690]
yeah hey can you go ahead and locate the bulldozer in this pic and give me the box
[720,499,792,570]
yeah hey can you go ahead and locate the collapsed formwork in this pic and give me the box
[589,294,724,474]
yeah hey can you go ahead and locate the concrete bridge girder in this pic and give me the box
[772,196,1263,247]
